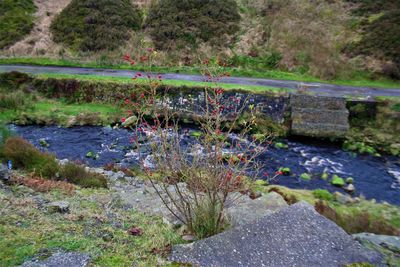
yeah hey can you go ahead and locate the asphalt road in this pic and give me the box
[1,64,399,98]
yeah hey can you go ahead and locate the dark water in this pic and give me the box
[12,125,400,205]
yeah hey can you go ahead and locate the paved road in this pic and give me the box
[1,64,399,98]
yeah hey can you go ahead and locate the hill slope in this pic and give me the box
[0,0,399,81]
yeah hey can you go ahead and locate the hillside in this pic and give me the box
[0,0,399,81]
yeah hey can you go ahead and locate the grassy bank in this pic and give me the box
[1,57,400,89]
[1,174,398,266]
[36,73,289,94]
[0,99,122,126]
[0,180,180,267]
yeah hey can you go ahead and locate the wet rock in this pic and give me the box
[182,235,197,242]
[0,164,10,182]
[58,159,69,166]
[65,116,77,127]
[344,184,356,193]
[21,252,90,267]
[225,192,288,227]
[107,171,126,181]
[389,143,400,156]
[331,175,345,187]
[354,233,400,251]
[39,138,50,148]
[334,192,354,204]
[170,202,382,267]
[122,115,138,128]
[47,201,70,213]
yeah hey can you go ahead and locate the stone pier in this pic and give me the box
[290,94,350,138]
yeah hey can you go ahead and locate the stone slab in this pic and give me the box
[225,192,288,227]
[291,122,349,137]
[291,108,349,125]
[170,202,382,267]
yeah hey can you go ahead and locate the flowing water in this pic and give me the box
[12,125,400,205]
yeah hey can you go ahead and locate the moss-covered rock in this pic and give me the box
[331,175,345,187]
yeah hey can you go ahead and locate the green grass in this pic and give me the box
[36,73,290,94]
[1,57,400,88]
[261,185,400,229]
[0,185,181,266]
[0,99,122,126]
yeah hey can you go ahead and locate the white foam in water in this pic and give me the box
[388,169,400,189]
[301,154,348,175]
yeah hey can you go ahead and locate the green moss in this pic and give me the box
[190,131,203,138]
[313,189,333,201]
[275,142,289,149]
[0,0,36,49]
[346,177,354,184]
[254,180,269,186]
[278,167,291,175]
[321,173,329,180]
[300,173,312,181]
[331,175,345,187]
[51,0,142,52]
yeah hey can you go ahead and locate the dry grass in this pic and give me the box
[237,0,356,79]
[10,175,75,194]
[2,0,71,57]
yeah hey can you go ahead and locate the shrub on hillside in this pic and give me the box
[51,0,142,52]
[0,91,33,111]
[145,0,241,50]
[0,72,32,90]
[3,137,60,178]
[60,162,108,188]
[0,0,36,49]
[353,10,400,78]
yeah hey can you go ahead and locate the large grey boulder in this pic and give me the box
[21,252,90,267]
[170,202,382,267]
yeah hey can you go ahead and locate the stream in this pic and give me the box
[12,125,400,205]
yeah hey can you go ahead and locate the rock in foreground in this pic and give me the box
[170,202,382,267]
[21,252,90,267]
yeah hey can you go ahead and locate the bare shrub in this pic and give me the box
[122,51,278,238]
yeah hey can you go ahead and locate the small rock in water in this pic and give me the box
[47,201,70,213]
[39,138,50,148]
[344,184,355,193]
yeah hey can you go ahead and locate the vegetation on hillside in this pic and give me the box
[237,0,355,79]
[51,0,142,52]
[346,0,400,79]
[145,0,241,51]
[0,0,36,49]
